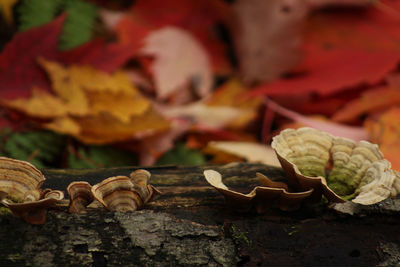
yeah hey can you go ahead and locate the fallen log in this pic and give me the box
[1,162,400,266]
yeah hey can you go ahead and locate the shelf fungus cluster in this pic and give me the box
[0,156,160,223]
[0,157,64,224]
[67,170,160,213]
[204,127,400,212]
[271,127,400,205]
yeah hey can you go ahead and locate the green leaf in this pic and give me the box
[18,0,97,50]
[156,142,206,166]
[2,130,66,168]
[18,0,62,31]
[68,145,138,169]
[58,0,97,50]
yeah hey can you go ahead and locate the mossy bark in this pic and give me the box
[1,163,400,266]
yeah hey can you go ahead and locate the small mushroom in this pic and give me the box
[92,170,160,212]
[204,170,313,212]
[91,176,144,212]
[129,169,161,203]
[0,157,45,201]
[0,157,64,224]
[2,189,64,224]
[67,181,94,214]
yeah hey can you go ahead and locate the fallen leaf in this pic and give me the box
[3,59,168,144]
[206,141,281,167]
[186,130,256,150]
[38,58,89,116]
[128,0,231,74]
[159,102,241,129]
[137,119,190,165]
[0,15,135,100]
[140,26,212,101]
[45,109,170,144]
[266,98,368,141]
[0,15,66,99]
[3,88,69,118]
[333,86,400,123]
[206,79,263,129]
[306,0,372,9]
[5,59,150,122]
[251,3,400,96]
[365,107,400,171]
[0,0,18,24]
[59,39,136,73]
[231,0,307,83]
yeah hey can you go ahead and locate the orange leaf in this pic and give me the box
[45,109,170,144]
[333,86,400,123]
[207,79,263,128]
[365,107,400,171]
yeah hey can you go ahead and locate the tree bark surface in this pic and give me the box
[1,163,400,266]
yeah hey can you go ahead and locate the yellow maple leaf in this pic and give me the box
[3,88,69,118]
[45,109,170,144]
[38,58,89,115]
[4,59,169,144]
[86,90,149,123]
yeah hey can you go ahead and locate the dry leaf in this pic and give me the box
[159,102,241,129]
[333,86,400,123]
[137,119,191,165]
[231,0,307,83]
[6,59,151,122]
[140,26,212,101]
[3,88,69,118]
[4,59,169,144]
[45,109,170,144]
[38,58,89,116]
[112,0,231,75]
[206,79,263,128]
[252,3,400,96]
[206,141,281,167]
[365,107,400,171]
[266,98,368,141]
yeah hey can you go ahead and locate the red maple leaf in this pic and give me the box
[250,3,400,97]
[59,39,135,73]
[113,0,231,75]
[0,15,66,99]
[0,15,135,100]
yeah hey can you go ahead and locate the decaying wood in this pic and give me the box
[1,162,400,266]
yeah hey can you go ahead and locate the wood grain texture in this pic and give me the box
[1,162,400,266]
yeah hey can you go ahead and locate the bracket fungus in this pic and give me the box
[0,157,64,224]
[67,181,94,214]
[271,127,400,205]
[91,170,160,212]
[203,169,313,212]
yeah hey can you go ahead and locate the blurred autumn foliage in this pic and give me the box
[0,0,400,169]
